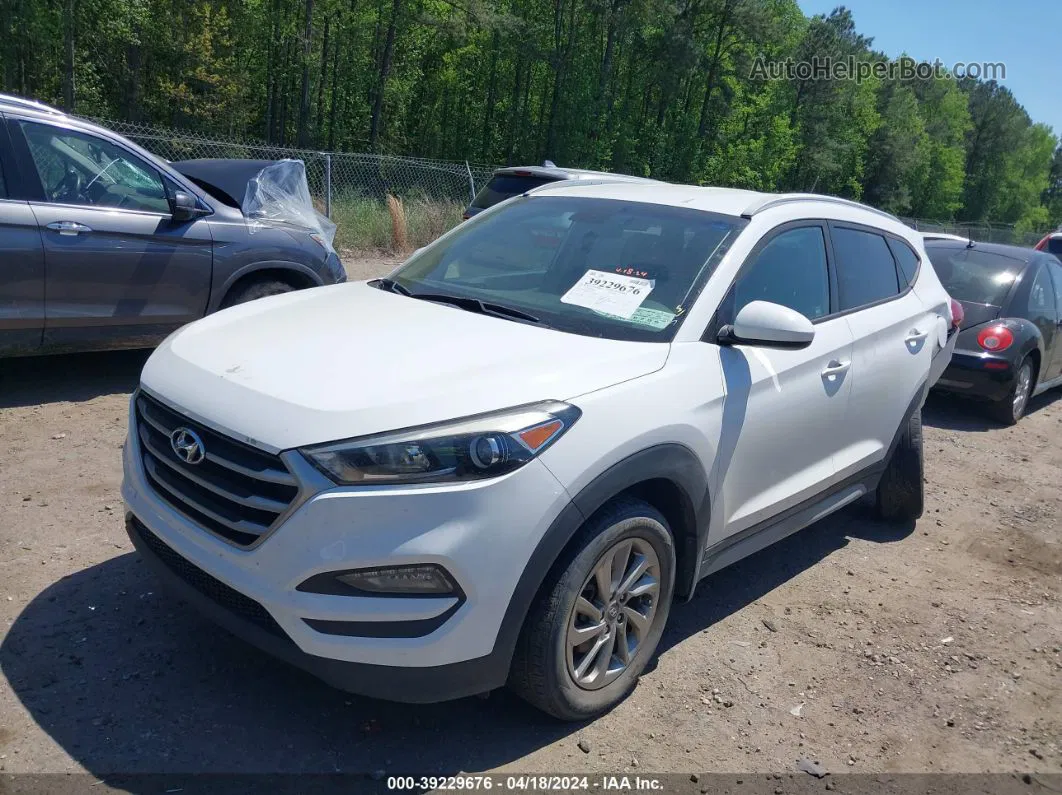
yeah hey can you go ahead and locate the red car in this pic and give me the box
[1034,232,1062,257]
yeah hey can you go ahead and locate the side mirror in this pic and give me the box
[718,300,815,349]
[170,190,206,222]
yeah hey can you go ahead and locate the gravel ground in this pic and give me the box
[1,260,1060,784]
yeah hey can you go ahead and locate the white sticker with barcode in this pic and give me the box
[560,269,654,319]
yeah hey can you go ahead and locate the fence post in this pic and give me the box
[465,160,475,204]
[323,153,332,219]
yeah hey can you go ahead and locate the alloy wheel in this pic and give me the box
[1013,361,1033,420]
[564,537,661,690]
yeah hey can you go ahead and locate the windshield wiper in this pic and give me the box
[411,292,545,326]
[371,277,412,296]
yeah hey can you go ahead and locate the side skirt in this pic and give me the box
[1032,372,1062,397]
[697,468,883,580]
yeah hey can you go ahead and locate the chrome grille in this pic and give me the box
[134,391,299,546]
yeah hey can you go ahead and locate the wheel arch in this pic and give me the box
[494,445,710,676]
[211,261,323,311]
[1005,317,1045,379]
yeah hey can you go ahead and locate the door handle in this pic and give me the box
[905,328,929,343]
[821,359,851,378]
[46,220,92,236]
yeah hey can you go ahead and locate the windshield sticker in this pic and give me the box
[561,269,653,319]
[595,306,676,329]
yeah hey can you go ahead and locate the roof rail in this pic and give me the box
[742,193,900,224]
[0,93,66,116]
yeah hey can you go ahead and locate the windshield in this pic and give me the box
[389,195,747,342]
[925,245,1024,306]
[470,174,560,210]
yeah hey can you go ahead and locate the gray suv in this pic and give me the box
[0,94,345,357]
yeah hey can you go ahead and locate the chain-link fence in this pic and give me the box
[900,217,1045,247]
[94,118,496,215]
[92,119,1053,251]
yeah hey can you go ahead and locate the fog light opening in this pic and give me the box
[335,564,457,596]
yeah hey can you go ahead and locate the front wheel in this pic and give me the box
[508,498,675,720]
[221,278,294,308]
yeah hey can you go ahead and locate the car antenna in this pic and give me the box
[543,159,557,168]
[965,230,974,249]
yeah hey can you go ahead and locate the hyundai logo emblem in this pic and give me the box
[170,427,206,465]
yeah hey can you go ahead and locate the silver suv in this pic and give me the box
[0,94,345,357]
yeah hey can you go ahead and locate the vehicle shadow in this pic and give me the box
[0,349,149,409]
[657,502,914,658]
[1,504,913,784]
[922,389,1062,432]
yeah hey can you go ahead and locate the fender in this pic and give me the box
[209,259,324,312]
[1007,319,1046,378]
[491,444,710,674]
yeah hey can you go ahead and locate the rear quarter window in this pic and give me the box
[887,238,920,287]
[471,174,558,210]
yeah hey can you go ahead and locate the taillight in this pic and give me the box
[976,324,1013,352]
[1034,234,1050,251]
[949,298,964,330]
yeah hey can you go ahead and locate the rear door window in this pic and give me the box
[830,226,901,311]
[471,174,558,210]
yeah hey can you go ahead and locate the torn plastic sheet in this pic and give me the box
[242,159,336,250]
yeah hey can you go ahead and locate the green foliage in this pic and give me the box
[0,0,1057,229]
[331,197,463,251]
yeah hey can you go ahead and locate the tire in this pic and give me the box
[876,407,924,522]
[987,356,1034,426]
[508,497,676,721]
[221,278,294,308]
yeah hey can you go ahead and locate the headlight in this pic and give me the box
[301,401,581,485]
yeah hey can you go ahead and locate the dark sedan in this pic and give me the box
[926,240,1062,424]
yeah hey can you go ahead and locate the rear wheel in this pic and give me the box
[508,498,675,721]
[987,356,1033,426]
[876,407,924,522]
[221,278,294,308]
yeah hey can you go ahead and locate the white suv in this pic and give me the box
[122,182,956,720]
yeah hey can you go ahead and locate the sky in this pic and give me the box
[795,0,1062,136]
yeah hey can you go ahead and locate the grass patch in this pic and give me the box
[330,197,464,254]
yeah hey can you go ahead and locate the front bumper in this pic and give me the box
[934,348,1015,402]
[121,396,573,701]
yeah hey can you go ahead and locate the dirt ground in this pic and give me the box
[1,259,1060,785]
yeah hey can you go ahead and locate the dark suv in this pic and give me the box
[463,163,658,219]
[0,94,345,357]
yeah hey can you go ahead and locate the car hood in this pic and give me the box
[171,159,279,208]
[140,282,669,451]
